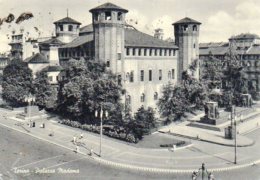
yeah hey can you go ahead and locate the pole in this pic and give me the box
[100,106,103,157]
[234,114,238,164]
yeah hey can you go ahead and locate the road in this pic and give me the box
[0,125,260,180]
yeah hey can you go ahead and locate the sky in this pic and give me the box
[1,0,260,53]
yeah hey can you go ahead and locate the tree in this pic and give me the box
[57,58,124,124]
[222,43,248,107]
[34,70,58,110]
[200,55,223,90]
[134,106,157,134]
[158,71,207,123]
[158,83,190,123]
[2,59,34,106]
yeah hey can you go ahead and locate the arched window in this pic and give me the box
[154,92,158,100]
[68,25,73,32]
[106,60,110,67]
[105,11,111,20]
[193,25,197,31]
[117,12,122,21]
[140,93,145,102]
[59,25,63,31]
[126,95,131,105]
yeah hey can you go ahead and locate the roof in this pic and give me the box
[125,28,177,48]
[89,2,128,13]
[200,42,228,48]
[60,34,93,48]
[229,33,260,40]
[199,46,229,56]
[40,37,64,46]
[42,65,63,72]
[173,17,201,25]
[247,45,260,54]
[79,24,93,35]
[54,17,81,25]
[25,53,49,64]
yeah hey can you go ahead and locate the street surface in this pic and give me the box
[0,125,260,180]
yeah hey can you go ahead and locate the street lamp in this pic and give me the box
[25,93,35,127]
[95,105,108,157]
[231,106,239,164]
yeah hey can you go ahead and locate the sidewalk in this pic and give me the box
[159,124,254,147]
[0,108,260,174]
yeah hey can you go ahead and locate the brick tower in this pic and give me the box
[173,17,201,81]
[90,2,128,73]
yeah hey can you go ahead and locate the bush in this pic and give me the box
[60,119,138,143]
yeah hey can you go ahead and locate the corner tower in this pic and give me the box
[54,16,81,43]
[90,2,128,73]
[173,17,201,81]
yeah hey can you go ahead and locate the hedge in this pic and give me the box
[60,119,137,143]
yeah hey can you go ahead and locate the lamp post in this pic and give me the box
[95,105,108,157]
[25,93,35,126]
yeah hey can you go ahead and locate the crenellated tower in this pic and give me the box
[89,2,128,73]
[173,17,201,81]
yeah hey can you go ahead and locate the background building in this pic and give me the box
[199,33,260,92]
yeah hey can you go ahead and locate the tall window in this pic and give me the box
[105,12,111,20]
[118,75,122,86]
[130,71,134,82]
[126,48,130,56]
[159,69,162,80]
[106,60,110,67]
[141,93,145,102]
[144,49,147,56]
[168,71,171,79]
[138,48,141,56]
[149,70,152,81]
[117,12,122,21]
[140,70,144,81]
[117,53,121,60]
[126,95,131,105]
[94,13,99,21]
[149,49,152,56]
[59,25,63,31]
[68,25,73,32]
[171,69,175,79]
[133,48,136,56]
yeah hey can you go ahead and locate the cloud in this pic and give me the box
[201,0,260,42]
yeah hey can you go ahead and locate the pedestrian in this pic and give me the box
[73,136,76,144]
[192,171,197,180]
[80,133,83,139]
[90,149,93,156]
[208,172,214,180]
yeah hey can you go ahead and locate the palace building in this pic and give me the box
[200,33,260,92]
[8,2,201,113]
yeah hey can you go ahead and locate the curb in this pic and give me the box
[166,132,254,147]
[0,121,259,174]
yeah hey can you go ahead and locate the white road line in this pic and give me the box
[14,154,64,169]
